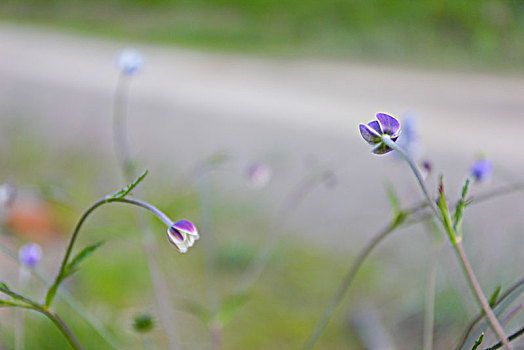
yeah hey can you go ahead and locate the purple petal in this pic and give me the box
[168,226,184,242]
[19,243,42,267]
[359,123,381,145]
[470,159,493,183]
[376,113,400,137]
[172,219,197,235]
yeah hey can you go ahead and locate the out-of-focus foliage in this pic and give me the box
[1,0,524,70]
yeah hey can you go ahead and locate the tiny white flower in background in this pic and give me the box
[0,182,16,221]
[247,162,273,189]
[116,49,143,76]
[167,220,199,253]
[19,242,42,268]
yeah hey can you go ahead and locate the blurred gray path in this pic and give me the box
[0,23,523,263]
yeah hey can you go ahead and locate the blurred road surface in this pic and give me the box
[0,23,523,293]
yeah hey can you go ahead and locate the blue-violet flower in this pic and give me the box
[116,49,143,76]
[19,242,42,268]
[469,159,493,183]
[167,220,199,253]
[359,113,401,154]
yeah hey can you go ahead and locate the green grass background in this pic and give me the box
[1,0,524,71]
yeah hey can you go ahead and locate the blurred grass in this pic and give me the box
[1,0,524,71]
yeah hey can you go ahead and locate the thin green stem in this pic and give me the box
[47,196,173,306]
[381,136,441,219]
[113,72,180,350]
[0,286,82,349]
[384,136,511,350]
[302,181,524,349]
[0,241,118,349]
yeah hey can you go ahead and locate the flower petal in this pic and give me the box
[376,113,400,137]
[172,220,197,236]
[359,123,381,145]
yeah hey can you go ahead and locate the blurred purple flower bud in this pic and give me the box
[359,113,401,155]
[396,115,422,160]
[0,182,16,207]
[19,242,42,268]
[247,162,273,189]
[469,159,493,183]
[167,220,199,253]
[116,49,143,76]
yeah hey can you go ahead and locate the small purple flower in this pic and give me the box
[116,49,143,76]
[469,159,493,183]
[19,243,42,268]
[247,162,273,189]
[359,113,401,154]
[167,220,199,253]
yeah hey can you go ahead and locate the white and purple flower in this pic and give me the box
[19,242,42,268]
[167,220,199,253]
[359,113,401,154]
[116,49,143,76]
[469,159,493,183]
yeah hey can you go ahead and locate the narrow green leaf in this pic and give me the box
[386,185,400,215]
[45,280,60,307]
[471,332,483,350]
[108,169,148,200]
[214,293,251,326]
[64,241,104,278]
[489,286,501,308]
[0,282,9,291]
[0,299,29,308]
[181,299,211,326]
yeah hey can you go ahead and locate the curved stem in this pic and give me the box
[486,327,524,350]
[301,219,402,349]
[381,136,441,219]
[0,242,119,349]
[302,181,524,349]
[382,136,511,349]
[113,74,181,350]
[0,286,82,349]
[47,196,173,306]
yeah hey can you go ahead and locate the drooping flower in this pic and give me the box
[116,49,143,76]
[359,113,401,154]
[167,220,199,253]
[246,162,273,189]
[19,242,42,268]
[469,159,493,183]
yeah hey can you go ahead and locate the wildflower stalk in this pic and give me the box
[381,136,512,350]
[46,196,173,307]
[0,285,82,349]
[113,72,180,349]
[303,181,524,349]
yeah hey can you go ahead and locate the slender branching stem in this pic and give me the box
[382,136,512,350]
[0,242,119,349]
[423,222,442,350]
[302,180,524,349]
[486,327,524,350]
[47,196,173,306]
[0,286,82,349]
